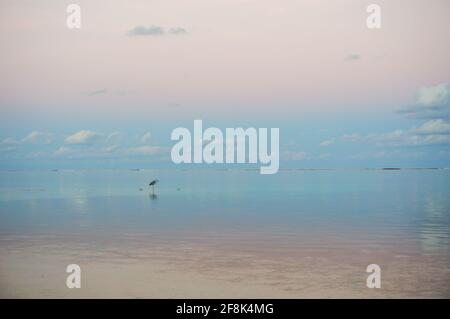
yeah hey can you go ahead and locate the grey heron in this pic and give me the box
[149,179,159,194]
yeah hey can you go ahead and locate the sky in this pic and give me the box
[0,0,449,169]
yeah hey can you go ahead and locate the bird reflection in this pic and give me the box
[149,193,158,201]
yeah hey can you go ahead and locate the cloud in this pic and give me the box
[1,137,19,145]
[344,54,361,61]
[397,83,450,119]
[65,130,100,145]
[102,145,119,153]
[416,83,449,107]
[341,126,450,147]
[365,119,450,146]
[24,151,47,159]
[1,131,52,146]
[319,138,335,147]
[52,144,166,159]
[347,150,424,160]
[54,146,120,159]
[22,131,53,144]
[0,146,17,152]
[140,132,152,144]
[107,132,123,144]
[413,134,450,145]
[126,145,166,155]
[54,146,74,157]
[282,151,310,160]
[281,151,332,161]
[126,26,164,36]
[341,83,449,148]
[414,119,450,135]
[51,129,165,159]
[317,153,332,160]
[126,25,187,37]
[168,27,187,35]
[53,145,120,159]
[341,133,361,142]
[385,131,450,146]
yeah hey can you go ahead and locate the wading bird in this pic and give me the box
[149,179,159,194]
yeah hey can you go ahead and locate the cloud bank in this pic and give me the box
[65,130,101,145]
[340,119,450,147]
[398,83,450,119]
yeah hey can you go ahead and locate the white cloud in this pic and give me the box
[126,145,166,155]
[346,84,450,147]
[317,153,332,159]
[369,130,406,145]
[1,137,19,145]
[140,132,152,144]
[347,150,424,160]
[413,134,450,145]
[22,131,53,144]
[25,151,47,159]
[371,129,450,146]
[65,130,100,145]
[102,145,119,153]
[52,142,165,159]
[342,127,450,147]
[319,138,334,146]
[416,83,450,107]
[2,132,53,146]
[107,132,123,144]
[414,119,450,135]
[348,151,388,160]
[54,145,120,158]
[0,146,17,152]
[341,133,361,142]
[282,151,310,160]
[54,146,74,157]
[398,83,450,119]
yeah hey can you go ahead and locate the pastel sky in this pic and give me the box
[0,0,449,169]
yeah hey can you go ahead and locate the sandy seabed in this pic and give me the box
[0,233,449,298]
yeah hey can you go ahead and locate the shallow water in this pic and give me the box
[0,168,449,257]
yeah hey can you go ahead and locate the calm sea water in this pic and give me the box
[0,169,449,258]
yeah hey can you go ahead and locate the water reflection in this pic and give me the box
[1,169,450,260]
[419,194,450,252]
